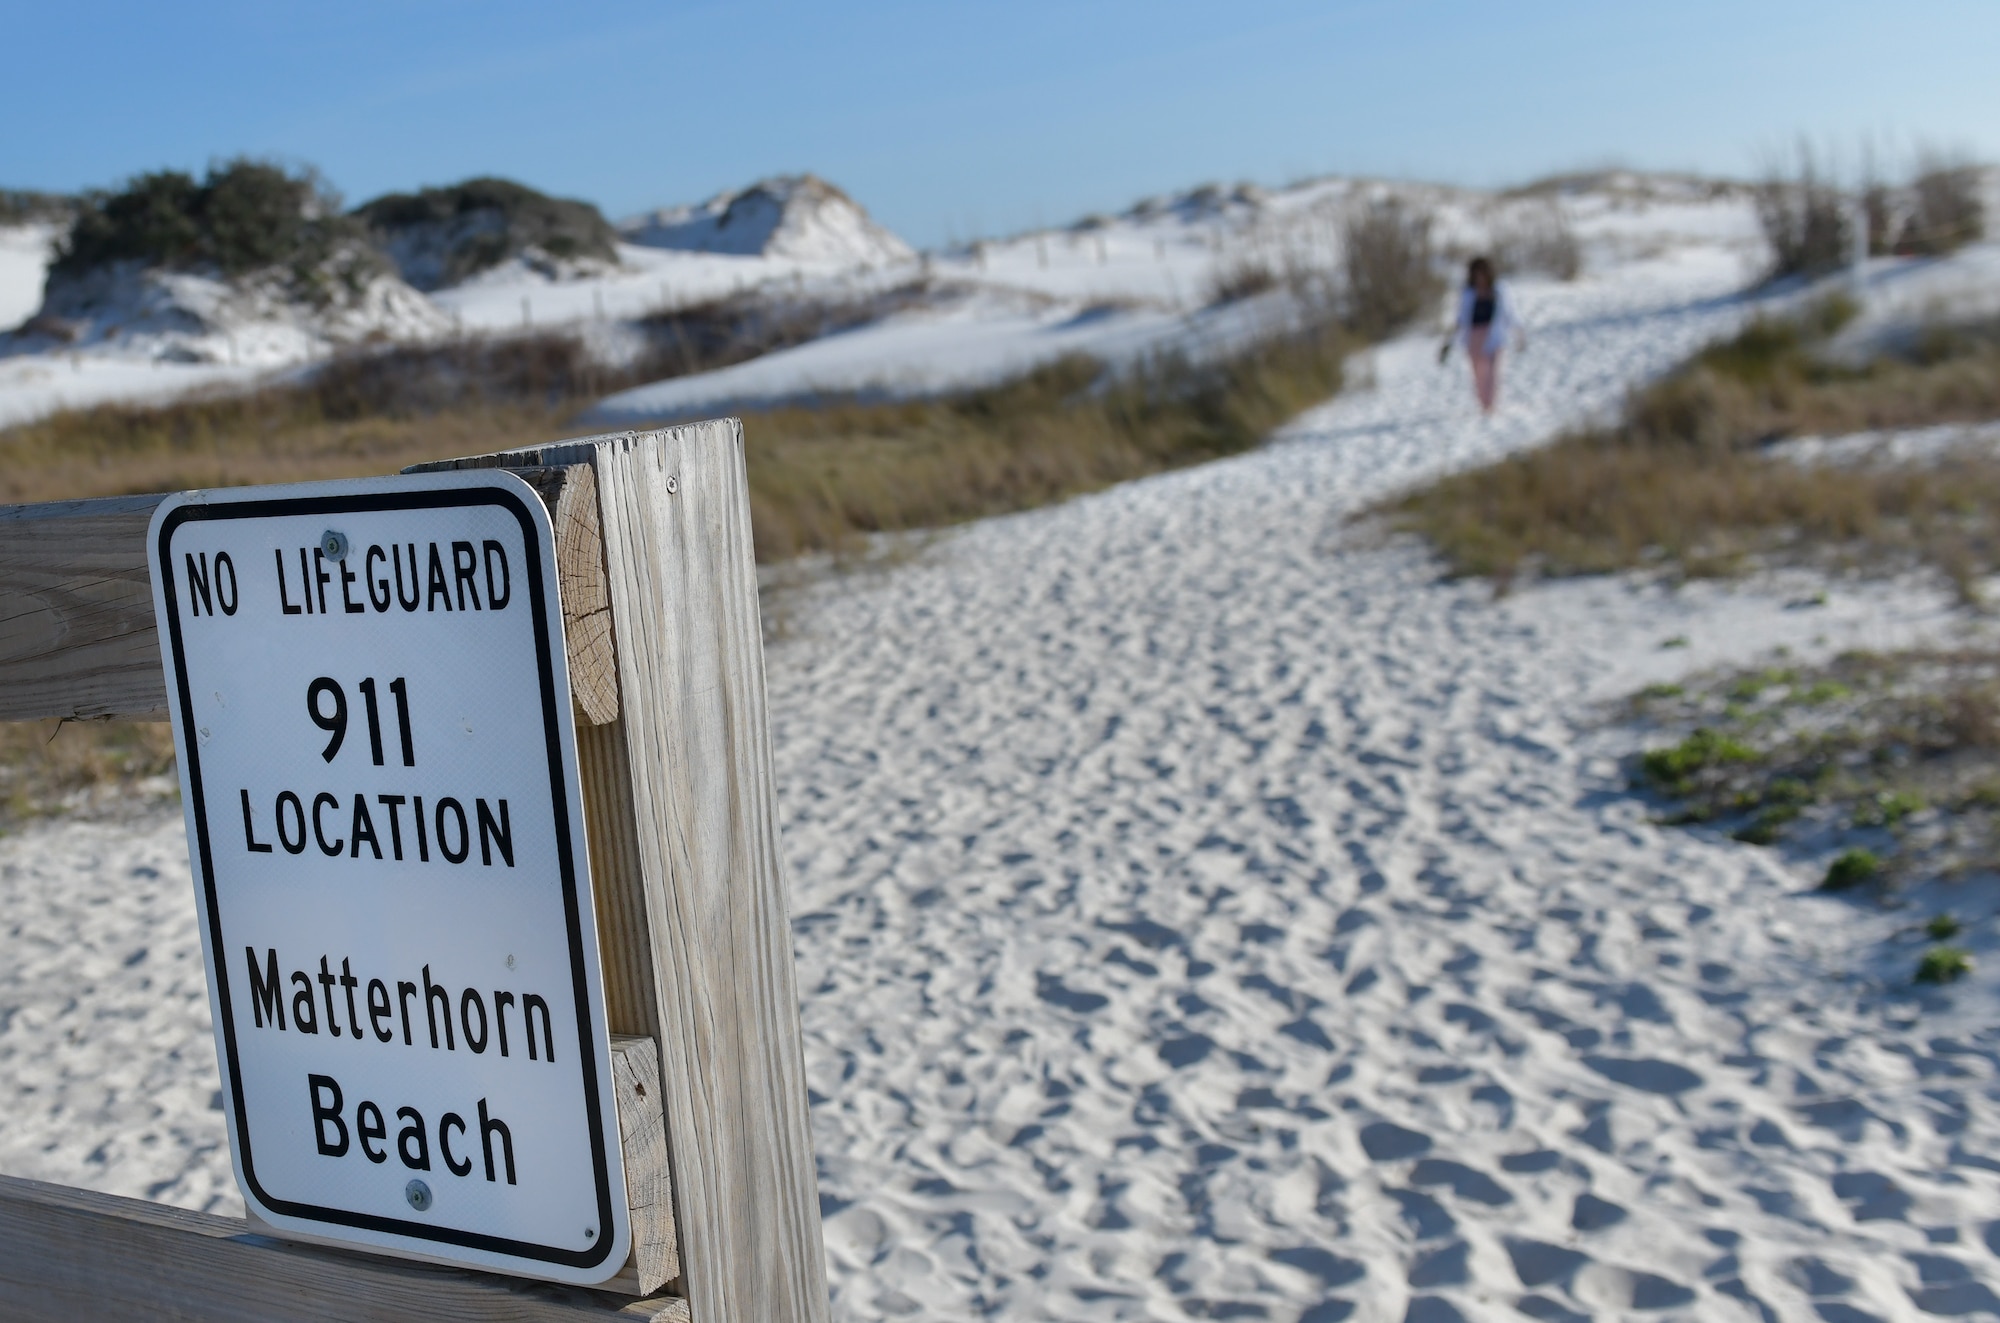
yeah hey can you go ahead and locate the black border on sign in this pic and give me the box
[157,485,616,1271]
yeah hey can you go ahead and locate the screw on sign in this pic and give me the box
[147,471,630,1285]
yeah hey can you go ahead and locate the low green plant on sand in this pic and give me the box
[1640,729,1759,796]
[1630,650,2000,881]
[1822,848,1882,891]
[1916,946,1973,985]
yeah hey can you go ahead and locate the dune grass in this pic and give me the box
[3,317,1351,561]
[1380,299,2000,594]
[0,719,178,827]
[1630,649,2000,881]
[736,325,1350,560]
[1916,945,1973,984]
[0,310,1353,799]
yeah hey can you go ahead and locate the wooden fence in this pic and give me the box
[0,421,830,1322]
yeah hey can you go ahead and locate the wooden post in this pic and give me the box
[412,422,831,1323]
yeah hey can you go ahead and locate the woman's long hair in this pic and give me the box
[1465,256,1495,289]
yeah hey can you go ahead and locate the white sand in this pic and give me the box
[771,249,2000,1320]
[0,223,58,333]
[0,814,234,1213]
[5,237,2000,1320]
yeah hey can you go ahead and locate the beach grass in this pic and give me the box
[3,316,1350,563]
[0,719,178,827]
[1631,649,2000,882]
[0,308,1355,796]
[1380,300,2000,594]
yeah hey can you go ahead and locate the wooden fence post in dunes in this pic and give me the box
[412,421,831,1323]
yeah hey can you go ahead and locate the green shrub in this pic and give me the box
[1641,729,1758,793]
[203,160,320,273]
[1734,805,1800,844]
[1763,777,1814,807]
[1926,913,1963,940]
[1730,668,1795,701]
[1341,198,1439,338]
[1855,789,1925,826]
[56,159,366,282]
[1821,848,1882,891]
[354,177,618,288]
[1753,144,1852,279]
[59,170,202,270]
[1900,156,1986,256]
[1915,946,1972,985]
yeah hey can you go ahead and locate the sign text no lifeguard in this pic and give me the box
[148,472,628,1284]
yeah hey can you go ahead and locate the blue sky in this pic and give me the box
[5,0,1998,247]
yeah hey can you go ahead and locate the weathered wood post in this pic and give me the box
[0,419,830,1322]
[413,422,831,1323]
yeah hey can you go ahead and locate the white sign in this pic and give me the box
[148,472,629,1285]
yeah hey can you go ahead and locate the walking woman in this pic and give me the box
[1438,256,1520,414]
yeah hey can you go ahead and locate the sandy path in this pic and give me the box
[770,250,2000,1321]
[4,243,1998,1321]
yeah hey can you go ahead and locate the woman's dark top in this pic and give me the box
[1471,295,1496,326]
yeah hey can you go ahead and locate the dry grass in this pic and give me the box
[1490,202,1582,281]
[1757,144,1988,276]
[0,341,619,819]
[0,720,178,825]
[0,336,631,504]
[1396,441,2000,591]
[634,281,933,380]
[1,306,1355,809]
[1342,199,1441,338]
[1380,301,2000,593]
[5,310,1353,562]
[0,393,574,505]
[737,325,1351,560]
[1204,254,1282,306]
[7,319,1352,563]
[0,284,960,505]
[1754,144,1853,279]
[1902,156,1988,256]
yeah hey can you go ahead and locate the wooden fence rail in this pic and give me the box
[0,1173,689,1322]
[0,465,617,725]
[0,423,830,1322]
